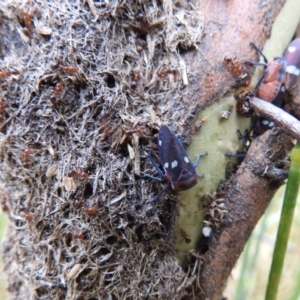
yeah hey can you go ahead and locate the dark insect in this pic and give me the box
[284,38,300,89]
[228,39,300,157]
[282,38,300,119]
[140,125,207,202]
[247,40,300,134]
[225,129,253,158]
[247,42,287,103]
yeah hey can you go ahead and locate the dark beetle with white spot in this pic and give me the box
[285,38,300,89]
[140,125,207,202]
[243,40,300,135]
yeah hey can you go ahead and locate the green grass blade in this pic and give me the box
[265,142,300,300]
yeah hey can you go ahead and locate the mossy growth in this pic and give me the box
[0,1,210,299]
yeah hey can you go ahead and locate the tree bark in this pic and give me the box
[0,0,298,299]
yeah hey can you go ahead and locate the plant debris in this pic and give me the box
[0,0,204,299]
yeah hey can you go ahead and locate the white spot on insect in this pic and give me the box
[288,45,297,53]
[164,162,169,169]
[262,120,269,126]
[184,156,189,163]
[171,160,178,168]
[202,226,212,237]
[286,65,300,76]
[262,120,275,128]
[159,139,162,146]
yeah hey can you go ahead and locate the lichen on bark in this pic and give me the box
[0,0,205,299]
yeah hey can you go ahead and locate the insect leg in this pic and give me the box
[138,174,165,182]
[224,153,247,158]
[245,61,268,68]
[150,183,171,202]
[237,129,252,150]
[139,148,165,178]
[192,152,208,178]
[249,42,268,64]
[224,129,251,158]
[193,152,208,169]
[251,69,269,94]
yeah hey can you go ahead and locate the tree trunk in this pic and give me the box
[0,0,298,299]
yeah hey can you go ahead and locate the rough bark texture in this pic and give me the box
[0,0,294,299]
[178,0,286,136]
